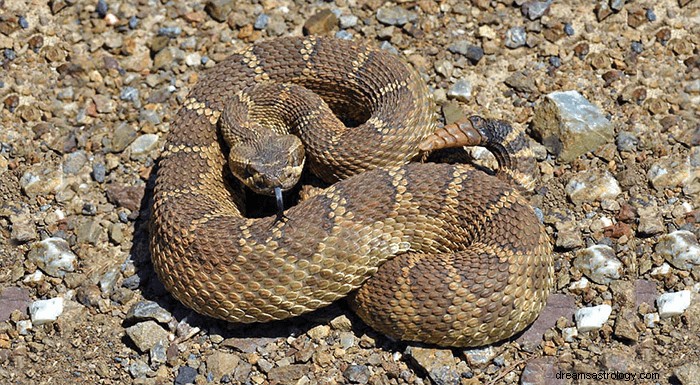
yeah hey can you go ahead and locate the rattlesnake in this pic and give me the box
[150,36,553,347]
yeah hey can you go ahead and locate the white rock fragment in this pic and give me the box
[129,134,159,158]
[657,291,691,319]
[532,90,614,162]
[647,156,691,190]
[23,270,44,283]
[569,277,590,293]
[27,237,77,278]
[29,297,65,325]
[16,320,32,335]
[565,170,622,204]
[562,327,578,342]
[574,245,623,284]
[650,262,672,279]
[575,304,612,332]
[656,230,700,270]
[644,313,659,328]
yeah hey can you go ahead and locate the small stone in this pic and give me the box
[339,331,355,350]
[533,91,613,162]
[565,170,621,204]
[158,26,181,38]
[674,362,700,385]
[126,321,170,352]
[175,366,198,385]
[575,304,612,332]
[77,219,102,245]
[92,94,115,114]
[505,26,527,48]
[644,313,659,328]
[405,346,459,384]
[267,364,312,383]
[647,156,691,190]
[522,1,552,20]
[339,15,358,29]
[129,134,159,158]
[221,337,276,353]
[343,364,370,384]
[254,14,269,30]
[303,9,337,35]
[636,201,664,236]
[521,357,564,385]
[562,327,578,342]
[92,162,106,183]
[10,213,37,243]
[306,324,331,340]
[657,291,691,318]
[63,150,87,175]
[29,297,64,325]
[656,231,700,270]
[447,79,472,102]
[329,315,352,331]
[27,237,77,278]
[129,360,151,379]
[573,245,623,284]
[0,287,31,322]
[462,346,496,368]
[376,6,417,26]
[615,131,638,152]
[185,53,202,67]
[205,0,234,22]
[126,300,173,323]
[153,47,183,70]
[613,309,639,341]
[111,123,137,153]
[207,352,240,380]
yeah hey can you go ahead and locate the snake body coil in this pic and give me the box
[150,36,553,347]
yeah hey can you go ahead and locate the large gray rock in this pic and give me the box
[532,91,613,162]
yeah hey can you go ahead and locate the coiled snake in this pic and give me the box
[150,36,553,347]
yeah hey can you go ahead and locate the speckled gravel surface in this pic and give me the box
[1,0,699,384]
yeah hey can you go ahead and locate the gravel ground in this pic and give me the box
[1,0,699,384]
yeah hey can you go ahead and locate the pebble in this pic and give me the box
[565,170,621,204]
[267,364,312,384]
[0,287,31,322]
[185,52,202,67]
[27,237,77,278]
[206,351,240,380]
[562,327,578,342]
[656,230,700,270]
[376,6,417,26]
[150,340,168,365]
[505,26,527,48]
[339,15,358,29]
[111,123,137,152]
[129,360,151,379]
[126,300,173,323]
[129,134,159,158]
[447,79,472,102]
[254,14,269,30]
[205,0,234,22]
[644,313,660,328]
[303,9,337,35]
[405,346,460,385]
[573,244,623,284]
[647,156,691,190]
[9,211,37,242]
[575,304,612,332]
[158,26,182,38]
[674,362,700,385]
[521,357,564,385]
[462,346,496,368]
[92,162,106,183]
[63,150,88,175]
[343,364,370,384]
[29,297,65,325]
[126,321,170,352]
[615,131,639,152]
[174,366,198,385]
[523,1,552,20]
[532,90,614,162]
[306,324,331,340]
[657,291,691,318]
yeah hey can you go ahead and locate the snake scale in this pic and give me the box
[150,36,553,347]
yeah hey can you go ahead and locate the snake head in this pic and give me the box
[228,133,306,196]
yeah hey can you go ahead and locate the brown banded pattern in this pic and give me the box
[150,36,553,347]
